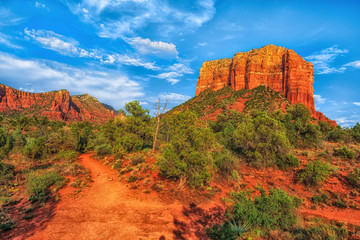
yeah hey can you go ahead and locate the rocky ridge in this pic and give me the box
[0,84,114,123]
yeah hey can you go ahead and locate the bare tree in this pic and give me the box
[152,97,168,153]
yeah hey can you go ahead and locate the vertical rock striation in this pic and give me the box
[196,45,316,112]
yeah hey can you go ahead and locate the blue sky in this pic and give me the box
[0,0,359,126]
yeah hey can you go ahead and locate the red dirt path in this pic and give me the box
[27,153,213,240]
[16,153,360,239]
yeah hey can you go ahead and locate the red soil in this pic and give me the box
[237,161,360,227]
[26,154,223,240]
[4,151,360,239]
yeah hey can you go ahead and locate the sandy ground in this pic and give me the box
[27,154,185,240]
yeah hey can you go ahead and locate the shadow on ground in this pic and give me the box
[0,197,57,240]
[173,203,224,240]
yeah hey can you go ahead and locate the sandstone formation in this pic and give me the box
[0,84,114,123]
[196,45,334,124]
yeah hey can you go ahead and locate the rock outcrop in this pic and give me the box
[196,45,334,124]
[0,84,114,123]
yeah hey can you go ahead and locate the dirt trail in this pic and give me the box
[22,153,360,240]
[28,154,185,240]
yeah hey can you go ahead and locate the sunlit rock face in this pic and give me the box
[0,84,114,123]
[195,44,337,125]
[196,45,315,111]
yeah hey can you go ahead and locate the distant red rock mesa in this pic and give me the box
[0,84,114,123]
[195,44,335,125]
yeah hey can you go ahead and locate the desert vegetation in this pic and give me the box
[0,87,360,239]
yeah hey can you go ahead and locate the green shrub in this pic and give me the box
[230,188,301,231]
[11,127,26,151]
[158,144,213,187]
[126,175,137,182]
[310,193,329,205]
[23,137,47,159]
[0,210,16,231]
[112,144,126,159]
[333,199,348,209]
[213,149,237,176]
[276,154,300,170]
[231,112,291,167]
[0,128,14,158]
[23,213,35,220]
[346,168,360,188]
[207,221,251,240]
[54,150,78,161]
[111,159,123,171]
[301,123,322,147]
[327,128,350,142]
[116,134,143,153]
[283,104,322,148]
[206,188,301,240]
[95,144,112,156]
[206,222,237,240]
[293,222,348,240]
[0,163,15,185]
[55,163,89,177]
[318,120,333,136]
[299,160,333,186]
[157,110,216,188]
[228,221,251,239]
[351,122,360,142]
[334,146,355,159]
[208,188,301,238]
[26,171,65,200]
[130,154,145,166]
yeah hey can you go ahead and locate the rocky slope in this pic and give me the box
[195,45,331,122]
[0,84,114,123]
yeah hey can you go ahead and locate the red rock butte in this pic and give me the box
[195,44,335,124]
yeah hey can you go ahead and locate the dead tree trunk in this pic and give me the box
[152,97,168,153]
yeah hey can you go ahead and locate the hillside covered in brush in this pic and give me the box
[1,98,360,239]
[172,85,335,125]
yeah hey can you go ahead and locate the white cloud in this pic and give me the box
[166,79,180,85]
[24,28,159,70]
[198,42,207,46]
[126,37,178,57]
[24,28,85,56]
[305,45,348,74]
[334,117,358,127]
[0,52,143,108]
[154,63,193,84]
[167,63,193,74]
[0,32,22,49]
[156,72,182,79]
[102,54,159,70]
[155,72,181,84]
[0,8,23,27]
[67,0,215,39]
[314,94,326,105]
[159,92,191,102]
[182,0,215,28]
[344,60,360,68]
[35,2,46,9]
[353,102,360,107]
[19,87,35,93]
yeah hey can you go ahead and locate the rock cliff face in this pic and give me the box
[196,45,316,113]
[0,84,114,123]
